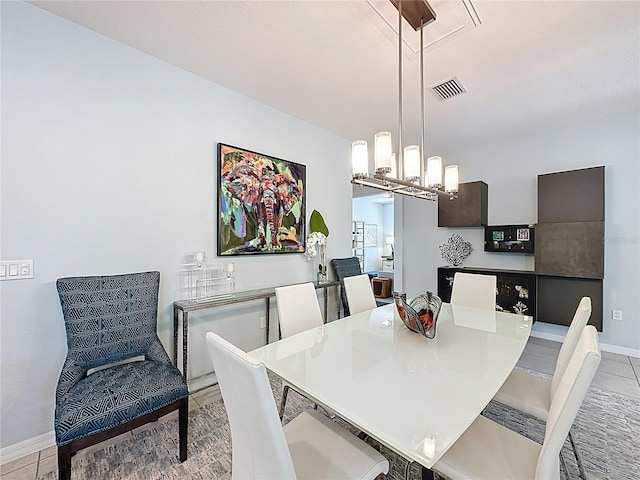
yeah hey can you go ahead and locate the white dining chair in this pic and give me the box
[344,274,377,315]
[275,282,324,419]
[450,272,497,310]
[433,325,600,480]
[492,296,592,478]
[275,282,324,338]
[205,332,389,480]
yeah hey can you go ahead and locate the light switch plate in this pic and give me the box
[0,260,34,280]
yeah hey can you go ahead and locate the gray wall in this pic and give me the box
[0,2,352,451]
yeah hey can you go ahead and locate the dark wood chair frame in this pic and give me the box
[57,397,188,480]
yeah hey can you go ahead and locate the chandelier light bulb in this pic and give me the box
[374,131,393,174]
[351,141,368,179]
[445,164,459,194]
[426,156,443,188]
[404,145,421,182]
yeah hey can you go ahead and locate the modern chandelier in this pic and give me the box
[351,0,459,201]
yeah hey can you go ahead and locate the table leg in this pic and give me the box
[182,311,189,380]
[265,298,270,344]
[337,285,342,318]
[323,285,328,323]
[421,467,435,480]
[173,306,179,366]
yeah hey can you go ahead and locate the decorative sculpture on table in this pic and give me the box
[439,234,473,266]
[393,291,442,339]
[305,210,330,282]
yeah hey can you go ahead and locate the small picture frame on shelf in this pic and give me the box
[517,228,530,241]
[492,231,504,241]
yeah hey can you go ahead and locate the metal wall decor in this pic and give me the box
[439,234,473,266]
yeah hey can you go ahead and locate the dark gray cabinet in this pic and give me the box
[535,222,604,279]
[438,181,488,227]
[437,266,603,331]
[535,166,604,330]
[537,166,604,223]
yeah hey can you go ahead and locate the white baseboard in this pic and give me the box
[187,371,218,394]
[530,331,640,358]
[0,431,55,466]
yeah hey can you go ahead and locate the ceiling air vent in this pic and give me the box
[431,77,467,100]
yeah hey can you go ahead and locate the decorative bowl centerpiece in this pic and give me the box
[393,291,442,339]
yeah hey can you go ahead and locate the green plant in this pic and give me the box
[309,210,329,237]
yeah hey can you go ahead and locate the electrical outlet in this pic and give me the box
[259,316,267,329]
[611,309,623,321]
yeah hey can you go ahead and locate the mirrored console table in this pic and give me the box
[173,280,340,382]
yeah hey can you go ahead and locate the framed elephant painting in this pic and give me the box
[217,143,306,256]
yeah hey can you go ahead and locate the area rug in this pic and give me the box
[39,372,640,480]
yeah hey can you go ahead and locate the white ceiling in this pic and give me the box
[28,0,639,153]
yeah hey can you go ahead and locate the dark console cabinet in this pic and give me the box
[438,267,537,319]
[437,266,602,331]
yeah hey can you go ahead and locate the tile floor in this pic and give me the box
[2,337,639,479]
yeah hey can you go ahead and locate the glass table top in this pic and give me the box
[249,303,532,468]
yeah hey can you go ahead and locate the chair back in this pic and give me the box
[330,257,363,316]
[56,271,166,372]
[275,283,323,338]
[536,326,600,480]
[205,332,296,479]
[551,297,592,397]
[344,274,377,315]
[450,272,497,310]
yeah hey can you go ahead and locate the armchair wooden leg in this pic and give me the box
[57,445,72,480]
[179,397,188,462]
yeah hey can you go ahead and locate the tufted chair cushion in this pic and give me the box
[55,271,188,446]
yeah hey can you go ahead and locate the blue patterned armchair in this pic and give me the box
[55,271,188,480]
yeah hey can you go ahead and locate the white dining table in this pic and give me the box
[249,302,532,471]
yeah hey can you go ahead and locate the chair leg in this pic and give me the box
[57,445,72,480]
[279,384,290,420]
[560,451,570,480]
[404,460,413,480]
[569,429,586,479]
[179,397,188,462]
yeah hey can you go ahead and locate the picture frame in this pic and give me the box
[492,231,505,241]
[517,228,530,241]
[365,224,378,247]
[217,143,306,256]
